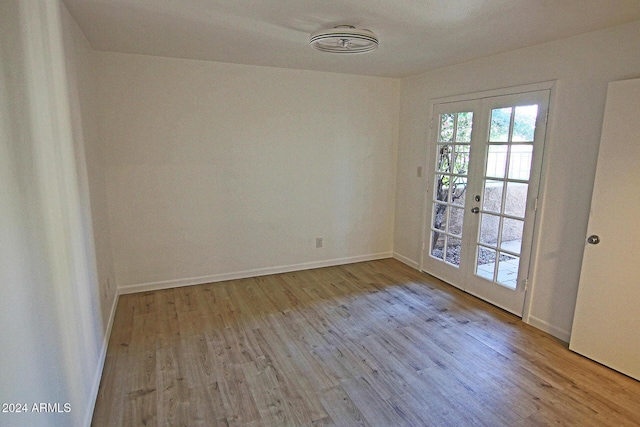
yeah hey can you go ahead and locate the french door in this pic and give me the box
[422,90,549,316]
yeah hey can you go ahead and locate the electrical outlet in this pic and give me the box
[316,237,323,248]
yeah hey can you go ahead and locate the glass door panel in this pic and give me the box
[464,90,549,314]
[473,104,538,289]
[429,111,474,269]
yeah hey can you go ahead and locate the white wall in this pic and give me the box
[60,0,117,335]
[60,2,119,422]
[0,1,114,425]
[0,2,70,425]
[394,20,640,341]
[95,52,400,292]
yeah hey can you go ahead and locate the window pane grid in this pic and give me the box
[476,104,539,288]
[431,111,474,268]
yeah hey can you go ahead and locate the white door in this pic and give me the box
[569,79,640,381]
[423,90,549,316]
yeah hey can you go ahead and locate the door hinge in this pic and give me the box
[534,198,538,211]
[544,110,549,124]
[524,278,529,291]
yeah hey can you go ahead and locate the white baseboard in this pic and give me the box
[393,252,420,270]
[118,252,393,295]
[84,290,120,427]
[526,315,571,343]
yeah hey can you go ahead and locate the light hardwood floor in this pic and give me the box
[92,259,640,426]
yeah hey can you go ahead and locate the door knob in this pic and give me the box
[471,207,480,214]
[587,235,600,245]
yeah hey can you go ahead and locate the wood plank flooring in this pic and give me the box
[92,259,640,426]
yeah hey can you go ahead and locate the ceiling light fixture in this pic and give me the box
[309,25,378,54]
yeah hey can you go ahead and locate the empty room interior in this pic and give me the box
[2,0,640,426]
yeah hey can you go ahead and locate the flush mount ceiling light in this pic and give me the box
[309,25,378,54]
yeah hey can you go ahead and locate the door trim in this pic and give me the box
[419,81,556,321]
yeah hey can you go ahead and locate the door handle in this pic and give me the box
[471,207,480,214]
[587,235,600,245]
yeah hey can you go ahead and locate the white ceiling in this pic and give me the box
[62,0,640,78]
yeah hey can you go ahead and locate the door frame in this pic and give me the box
[419,81,556,321]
